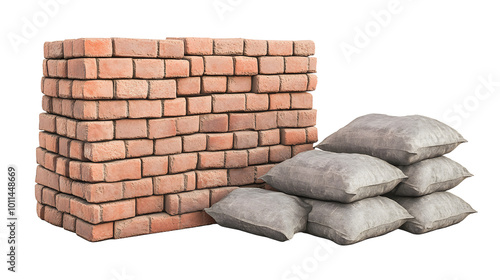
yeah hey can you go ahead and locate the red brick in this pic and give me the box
[258,129,280,146]
[255,111,278,130]
[52,99,63,115]
[113,38,157,57]
[114,216,150,239]
[228,76,252,93]
[269,93,291,110]
[69,140,84,160]
[180,211,215,229]
[56,157,70,176]
[244,39,267,56]
[307,74,318,91]
[259,57,284,74]
[228,166,255,186]
[70,198,101,224]
[249,147,270,165]
[149,80,176,99]
[164,194,180,215]
[159,39,184,58]
[36,148,45,166]
[285,57,309,73]
[76,121,114,142]
[207,133,233,151]
[76,219,113,241]
[58,80,72,98]
[290,92,313,109]
[233,131,258,149]
[101,199,136,222]
[200,114,229,132]
[308,57,317,73]
[42,78,58,97]
[268,40,293,56]
[59,176,72,194]
[196,169,228,189]
[73,100,97,120]
[182,38,213,55]
[81,162,105,182]
[69,161,82,181]
[98,100,128,120]
[73,38,113,57]
[234,56,258,75]
[294,40,315,56]
[36,203,45,220]
[155,137,182,155]
[115,79,148,99]
[42,187,57,207]
[225,150,248,168]
[47,60,67,77]
[214,38,244,55]
[45,133,59,153]
[55,116,67,135]
[125,139,154,158]
[129,100,162,118]
[72,80,113,99]
[123,178,153,198]
[55,193,72,212]
[292,144,314,157]
[72,181,87,198]
[39,113,57,132]
[104,159,142,181]
[61,99,75,118]
[175,116,199,134]
[270,145,292,162]
[98,58,133,79]
[306,127,318,143]
[44,152,57,171]
[134,59,164,79]
[198,151,225,169]
[255,164,275,183]
[179,190,210,213]
[44,206,63,227]
[169,153,198,174]
[177,77,201,95]
[281,128,307,145]
[204,56,234,75]
[252,75,280,93]
[210,187,238,205]
[187,96,212,115]
[154,173,185,194]
[298,109,317,127]
[42,95,52,112]
[142,156,169,176]
[63,39,74,58]
[44,41,63,58]
[277,110,298,127]
[150,213,180,233]
[280,74,308,92]
[137,196,164,215]
[165,59,190,78]
[115,119,148,139]
[201,76,227,93]
[212,94,245,113]
[185,171,196,191]
[245,93,269,111]
[63,214,76,232]
[184,56,204,76]
[163,98,186,117]
[229,113,255,131]
[85,182,123,203]
[67,58,97,79]
[183,134,207,152]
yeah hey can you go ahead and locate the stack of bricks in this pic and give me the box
[36,37,318,241]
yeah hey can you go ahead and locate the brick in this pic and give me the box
[285,57,309,73]
[52,99,63,115]
[72,80,114,99]
[59,176,72,194]
[42,187,57,207]
[47,60,67,77]
[114,216,150,239]
[198,151,225,169]
[72,181,87,198]
[159,39,184,58]
[184,56,204,76]
[61,99,75,117]
[137,195,164,215]
[73,38,113,57]
[70,198,101,224]
[277,110,298,127]
[233,131,258,149]
[85,182,123,203]
[42,78,58,97]
[76,121,114,142]
[229,113,255,131]
[134,59,164,79]
[149,80,176,99]
[63,214,76,232]
[204,56,234,75]
[101,199,136,222]
[269,145,292,162]
[81,162,105,182]
[199,114,228,132]
[115,119,148,139]
[44,206,63,226]
[129,100,162,118]
[125,139,154,158]
[42,62,48,78]
[113,38,157,57]
[142,156,169,176]
[177,77,201,95]
[212,94,245,113]
[56,157,70,176]
[280,74,308,92]
[169,153,198,174]
[36,203,45,220]
[69,161,82,181]
[308,57,317,73]
[227,76,252,93]
[252,75,280,93]
[185,172,196,191]
[76,219,113,241]
[42,95,52,112]
[150,213,180,233]
[63,39,74,58]
[115,79,148,99]
[292,144,314,157]
[290,92,313,109]
[58,80,72,98]
[307,74,318,91]
[165,59,190,78]
[163,98,186,117]
[201,76,227,93]
[181,37,213,55]
[258,129,280,146]
[73,100,97,120]
[44,152,57,171]
[36,148,45,165]
[255,111,278,130]
[207,133,233,151]
[123,178,153,198]
[294,40,315,56]
[187,96,212,115]
[180,190,210,213]
[98,100,128,120]
[104,159,142,182]
[229,166,255,186]
[259,57,284,74]
[55,116,67,135]
[210,187,238,205]
[306,127,318,143]
[225,150,248,168]
[214,38,244,55]
[298,109,317,127]
[164,194,180,215]
[269,93,291,110]
[248,147,270,165]
[98,58,133,79]
[55,193,72,213]
[268,40,293,56]
[69,140,84,160]
[44,41,63,58]
[154,174,185,194]
[196,169,228,189]
[175,116,199,134]
[45,134,59,153]
[180,211,214,229]
[245,93,269,111]
[281,128,307,145]
[39,113,57,132]
[183,134,207,152]
[244,39,267,56]
[255,164,275,183]
[234,56,258,75]
[155,137,182,155]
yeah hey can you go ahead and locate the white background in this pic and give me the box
[1,0,499,279]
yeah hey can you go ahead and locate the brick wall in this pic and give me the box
[36,37,318,241]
